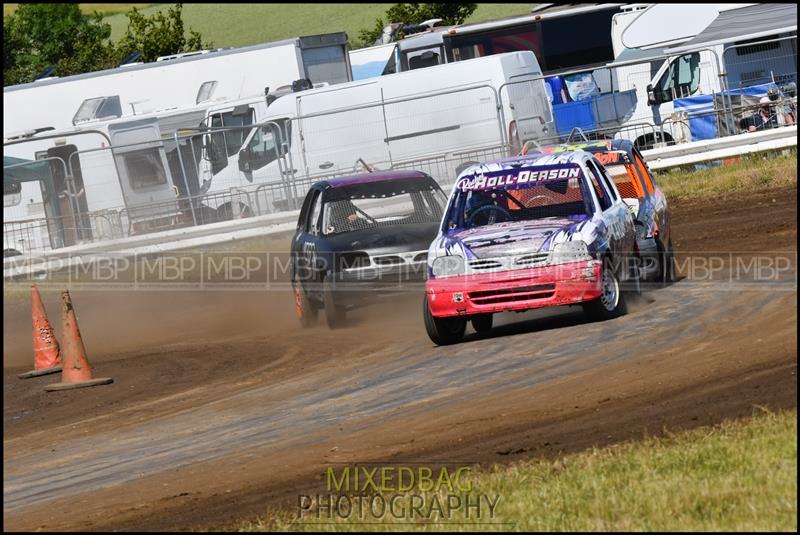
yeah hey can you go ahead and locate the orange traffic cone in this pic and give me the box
[44,290,113,391]
[18,284,63,379]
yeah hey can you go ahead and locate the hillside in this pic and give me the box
[5,4,536,49]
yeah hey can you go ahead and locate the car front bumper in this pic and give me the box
[426,259,603,318]
[331,261,428,308]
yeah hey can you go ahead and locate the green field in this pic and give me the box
[242,409,797,531]
[4,4,536,49]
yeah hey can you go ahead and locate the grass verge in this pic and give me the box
[654,149,797,201]
[241,408,797,531]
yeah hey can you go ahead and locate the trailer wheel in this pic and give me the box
[423,294,466,345]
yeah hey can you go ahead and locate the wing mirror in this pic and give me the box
[238,147,251,173]
[646,84,661,106]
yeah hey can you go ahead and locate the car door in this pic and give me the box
[632,147,669,245]
[586,158,636,265]
[294,187,325,297]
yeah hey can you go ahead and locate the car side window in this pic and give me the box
[593,159,619,202]
[307,190,323,235]
[585,161,612,211]
[298,189,316,231]
[632,148,656,194]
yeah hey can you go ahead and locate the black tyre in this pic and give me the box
[471,313,493,334]
[323,273,346,329]
[582,257,627,321]
[660,239,676,285]
[292,282,317,328]
[423,294,466,345]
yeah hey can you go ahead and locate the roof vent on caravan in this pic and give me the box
[33,66,57,82]
[118,50,143,67]
[156,49,214,62]
[72,96,123,126]
[196,80,219,104]
[292,78,314,92]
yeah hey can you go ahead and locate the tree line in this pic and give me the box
[3,3,476,86]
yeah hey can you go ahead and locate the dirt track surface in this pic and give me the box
[3,187,797,531]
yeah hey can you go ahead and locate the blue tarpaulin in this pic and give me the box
[674,83,775,141]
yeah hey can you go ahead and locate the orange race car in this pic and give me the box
[523,139,674,283]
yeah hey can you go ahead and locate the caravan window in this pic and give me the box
[121,147,169,190]
[303,46,349,84]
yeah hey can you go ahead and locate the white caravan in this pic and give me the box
[195,50,554,213]
[3,33,352,138]
[4,104,211,255]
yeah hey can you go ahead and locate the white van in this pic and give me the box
[198,50,555,214]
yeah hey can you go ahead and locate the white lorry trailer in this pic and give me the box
[3,33,352,138]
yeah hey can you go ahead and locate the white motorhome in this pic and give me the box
[195,50,554,214]
[4,104,211,255]
[3,33,352,137]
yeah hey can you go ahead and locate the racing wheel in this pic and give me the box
[466,205,512,226]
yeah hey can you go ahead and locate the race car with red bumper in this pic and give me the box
[423,151,640,345]
[527,139,674,284]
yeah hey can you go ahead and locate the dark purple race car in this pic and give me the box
[291,170,448,329]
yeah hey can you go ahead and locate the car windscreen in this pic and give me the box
[322,178,446,235]
[443,164,594,232]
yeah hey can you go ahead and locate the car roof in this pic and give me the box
[534,139,635,155]
[316,170,430,190]
[460,150,593,176]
